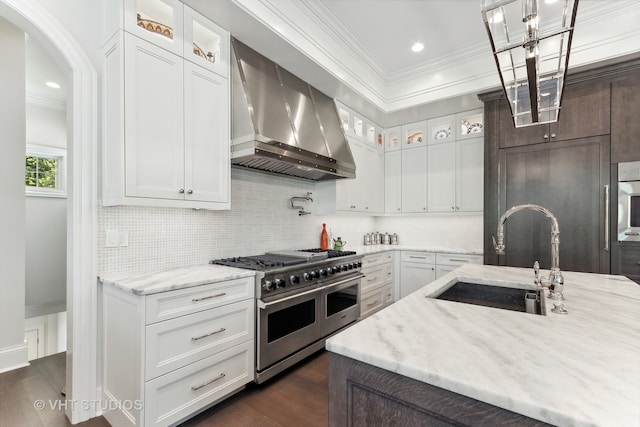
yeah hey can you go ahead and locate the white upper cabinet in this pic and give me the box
[427,142,456,212]
[123,35,185,200]
[385,150,402,213]
[455,137,484,212]
[401,146,427,213]
[124,0,184,56]
[402,121,427,148]
[384,126,402,152]
[456,108,484,140]
[427,114,456,144]
[183,6,229,77]
[428,137,483,212]
[102,3,231,209]
[183,61,230,204]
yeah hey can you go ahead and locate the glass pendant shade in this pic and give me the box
[481,0,579,127]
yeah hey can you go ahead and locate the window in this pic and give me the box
[25,144,67,197]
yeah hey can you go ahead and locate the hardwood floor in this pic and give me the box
[0,350,329,427]
[0,352,109,427]
[181,350,329,427]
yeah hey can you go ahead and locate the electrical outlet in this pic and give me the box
[105,230,119,248]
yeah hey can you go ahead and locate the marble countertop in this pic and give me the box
[352,244,483,256]
[99,264,256,295]
[326,264,640,427]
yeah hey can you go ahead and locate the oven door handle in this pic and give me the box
[257,273,365,310]
[321,273,365,292]
[257,286,322,309]
[604,184,609,252]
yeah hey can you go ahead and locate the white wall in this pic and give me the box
[0,15,28,372]
[98,168,378,276]
[25,103,67,318]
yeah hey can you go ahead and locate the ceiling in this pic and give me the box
[25,33,67,109]
[186,0,640,119]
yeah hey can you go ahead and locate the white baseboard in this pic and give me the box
[0,343,29,374]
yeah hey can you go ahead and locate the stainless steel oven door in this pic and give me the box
[322,275,361,337]
[256,287,322,371]
[618,180,640,242]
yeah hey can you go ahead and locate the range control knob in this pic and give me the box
[356,261,362,268]
[320,268,328,277]
[274,278,285,289]
[331,266,338,274]
[290,275,300,284]
[347,263,354,270]
[303,272,311,281]
[263,280,274,291]
[309,271,317,279]
[341,265,348,272]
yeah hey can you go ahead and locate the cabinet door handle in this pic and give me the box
[179,188,185,194]
[449,259,469,263]
[192,292,226,302]
[604,185,609,252]
[367,301,378,308]
[543,133,549,139]
[191,327,226,341]
[551,133,556,138]
[187,189,193,194]
[191,373,226,391]
[409,256,427,259]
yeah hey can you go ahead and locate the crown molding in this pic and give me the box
[25,91,66,110]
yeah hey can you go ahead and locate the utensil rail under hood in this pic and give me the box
[231,38,356,181]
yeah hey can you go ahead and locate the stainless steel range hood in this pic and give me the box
[230,38,355,180]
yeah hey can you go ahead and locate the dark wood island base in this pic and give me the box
[328,353,551,426]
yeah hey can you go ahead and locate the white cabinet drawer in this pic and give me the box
[362,253,385,269]
[401,251,435,264]
[360,288,385,318]
[435,253,483,266]
[144,340,253,427]
[361,266,385,294]
[145,277,253,324]
[382,284,394,306]
[383,263,393,285]
[145,299,254,380]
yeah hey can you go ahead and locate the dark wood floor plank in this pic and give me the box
[0,350,329,427]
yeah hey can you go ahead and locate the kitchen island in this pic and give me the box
[326,264,640,427]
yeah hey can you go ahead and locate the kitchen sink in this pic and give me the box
[432,280,545,315]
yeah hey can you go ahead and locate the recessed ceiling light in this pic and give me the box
[411,42,424,53]
[46,81,60,89]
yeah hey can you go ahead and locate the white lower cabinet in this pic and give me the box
[360,252,395,319]
[435,253,483,279]
[101,277,255,427]
[400,251,436,298]
[400,251,483,298]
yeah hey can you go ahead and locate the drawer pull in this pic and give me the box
[192,292,226,302]
[367,277,377,282]
[367,301,378,307]
[340,314,347,319]
[191,327,226,341]
[448,259,469,263]
[409,256,427,259]
[191,373,226,391]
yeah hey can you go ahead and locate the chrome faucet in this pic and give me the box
[493,204,567,314]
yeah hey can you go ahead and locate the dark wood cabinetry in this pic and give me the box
[611,74,640,163]
[498,136,610,272]
[499,81,610,149]
[329,353,551,427]
[611,244,640,284]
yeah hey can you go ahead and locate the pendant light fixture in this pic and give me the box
[481,0,579,127]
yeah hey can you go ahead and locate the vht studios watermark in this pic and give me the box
[33,399,143,411]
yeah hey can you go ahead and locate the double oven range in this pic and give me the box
[212,249,363,383]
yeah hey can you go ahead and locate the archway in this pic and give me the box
[0,0,97,424]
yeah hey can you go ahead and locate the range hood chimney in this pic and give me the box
[230,38,356,180]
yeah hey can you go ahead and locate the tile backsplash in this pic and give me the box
[98,168,483,276]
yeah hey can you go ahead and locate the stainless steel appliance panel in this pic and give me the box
[322,277,360,337]
[617,161,640,242]
[256,287,322,371]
